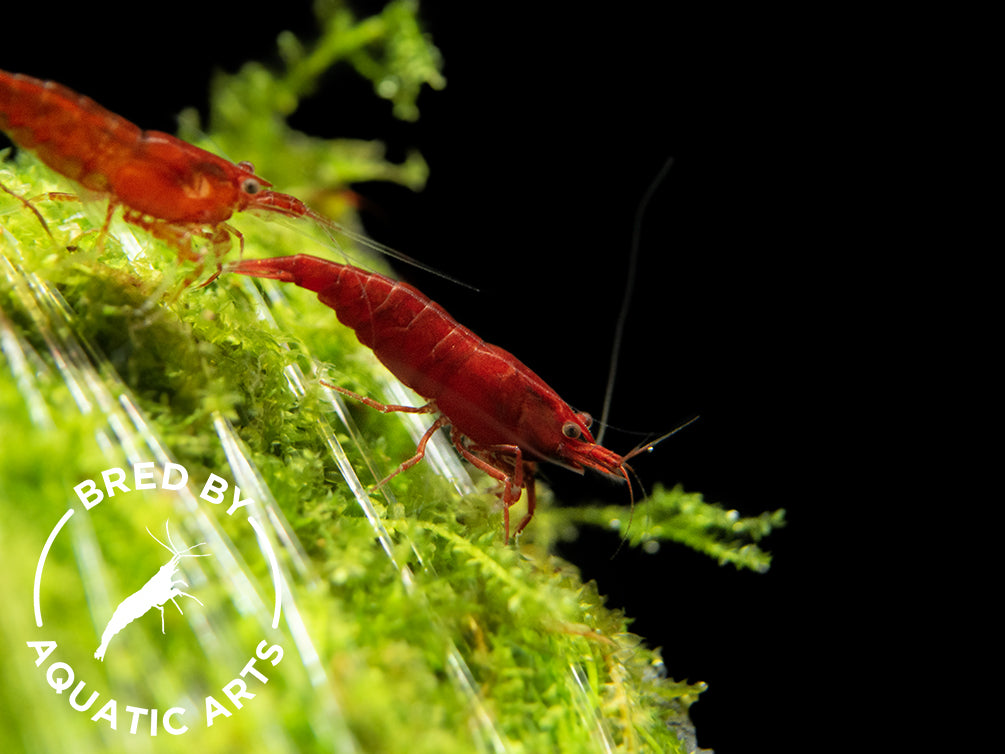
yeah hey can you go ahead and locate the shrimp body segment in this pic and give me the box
[0,69,321,264]
[229,253,638,540]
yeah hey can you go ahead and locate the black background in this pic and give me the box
[3,2,885,750]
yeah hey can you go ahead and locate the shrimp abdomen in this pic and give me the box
[322,268,480,399]
[0,70,138,192]
[232,255,569,453]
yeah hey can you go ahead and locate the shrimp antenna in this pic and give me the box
[612,414,698,558]
[247,188,479,291]
[596,157,675,445]
[623,414,700,461]
[305,206,480,292]
[146,524,176,555]
[145,522,210,557]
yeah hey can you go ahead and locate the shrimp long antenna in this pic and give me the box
[596,157,675,445]
[612,413,698,559]
[145,522,210,557]
[146,525,176,555]
[303,206,480,292]
[623,414,700,462]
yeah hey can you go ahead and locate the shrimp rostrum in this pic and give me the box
[0,69,330,276]
[229,254,657,542]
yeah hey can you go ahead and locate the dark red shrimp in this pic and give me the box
[229,253,656,542]
[0,69,331,273]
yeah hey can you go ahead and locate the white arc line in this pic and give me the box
[34,508,75,627]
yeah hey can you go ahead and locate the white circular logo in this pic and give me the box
[28,461,287,737]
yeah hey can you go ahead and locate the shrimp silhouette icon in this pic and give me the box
[94,522,211,661]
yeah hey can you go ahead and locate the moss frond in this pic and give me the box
[555,484,786,573]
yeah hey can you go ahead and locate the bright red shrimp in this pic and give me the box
[229,253,656,542]
[0,69,328,273]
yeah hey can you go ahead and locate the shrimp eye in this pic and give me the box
[241,178,263,195]
[577,412,593,430]
[562,421,582,439]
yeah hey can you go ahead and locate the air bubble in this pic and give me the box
[377,78,400,98]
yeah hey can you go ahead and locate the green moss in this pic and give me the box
[1,3,781,752]
[553,484,785,573]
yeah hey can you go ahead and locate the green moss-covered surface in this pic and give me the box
[1,3,782,751]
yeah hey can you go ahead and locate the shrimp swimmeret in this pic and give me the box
[94,523,210,661]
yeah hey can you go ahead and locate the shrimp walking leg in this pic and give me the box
[321,380,437,416]
[0,179,52,236]
[165,587,204,627]
[373,415,451,488]
[323,379,451,492]
[331,377,533,541]
[451,435,536,541]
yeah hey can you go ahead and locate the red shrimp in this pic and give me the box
[229,253,658,542]
[0,69,335,275]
